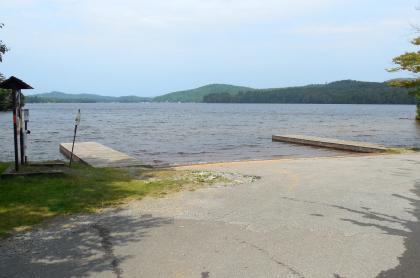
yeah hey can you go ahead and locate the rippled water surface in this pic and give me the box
[1,103,419,165]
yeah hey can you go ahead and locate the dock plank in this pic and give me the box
[272,134,388,153]
[60,142,143,168]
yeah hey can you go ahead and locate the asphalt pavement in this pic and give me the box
[1,153,420,278]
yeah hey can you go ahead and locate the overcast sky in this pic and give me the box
[1,0,419,96]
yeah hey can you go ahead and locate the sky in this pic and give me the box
[1,0,419,96]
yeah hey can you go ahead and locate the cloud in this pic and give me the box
[2,0,341,55]
[77,0,334,26]
[3,0,337,30]
[294,19,413,36]
[1,0,418,94]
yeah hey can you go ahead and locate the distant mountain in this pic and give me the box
[26,91,151,103]
[24,80,416,105]
[153,84,255,103]
[203,80,415,104]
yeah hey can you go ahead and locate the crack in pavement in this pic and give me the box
[235,239,306,278]
[92,224,123,278]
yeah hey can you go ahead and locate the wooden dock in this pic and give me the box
[272,135,388,153]
[60,142,143,168]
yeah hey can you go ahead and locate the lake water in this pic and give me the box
[1,103,419,166]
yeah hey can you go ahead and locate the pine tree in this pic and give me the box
[389,37,420,120]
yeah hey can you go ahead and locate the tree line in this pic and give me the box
[203,80,415,104]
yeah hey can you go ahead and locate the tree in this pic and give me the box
[388,37,420,120]
[0,23,9,64]
[0,23,10,111]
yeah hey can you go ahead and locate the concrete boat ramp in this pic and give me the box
[273,134,388,153]
[3,152,420,277]
[60,135,388,168]
[60,142,143,168]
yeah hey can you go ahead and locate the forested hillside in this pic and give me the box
[0,89,12,111]
[153,84,254,102]
[203,80,414,104]
[26,91,151,103]
[21,80,416,106]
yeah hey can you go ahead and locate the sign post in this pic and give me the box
[18,92,25,165]
[23,109,30,164]
[0,76,33,172]
[69,109,81,167]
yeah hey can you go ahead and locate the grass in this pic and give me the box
[0,162,228,237]
[385,147,420,154]
[385,148,404,154]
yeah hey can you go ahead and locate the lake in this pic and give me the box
[1,103,419,166]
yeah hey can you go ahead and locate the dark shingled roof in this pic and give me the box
[0,76,33,90]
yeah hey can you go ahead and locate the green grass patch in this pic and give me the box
[385,147,420,154]
[385,148,404,154]
[0,162,227,237]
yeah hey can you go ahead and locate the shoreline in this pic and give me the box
[0,152,399,170]
[173,152,380,169]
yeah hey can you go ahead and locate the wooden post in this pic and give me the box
[24,118,29,163]
[18,91,25,165]
[69,109,81,167]
[69,124,78,167]
[12,89,19,171]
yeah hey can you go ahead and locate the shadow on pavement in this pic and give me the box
[374,181,420,277]
[335,182,420,277]
[0,213,172,278]
[281,181,420,278]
